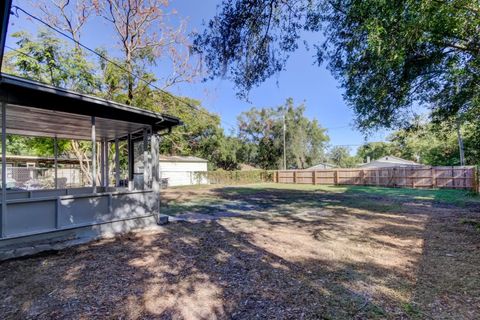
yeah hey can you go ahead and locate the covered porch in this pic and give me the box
[0,74,181,241]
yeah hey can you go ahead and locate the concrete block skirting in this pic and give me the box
[0,214,167,261]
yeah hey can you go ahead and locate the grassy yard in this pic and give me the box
[1,184,479,319]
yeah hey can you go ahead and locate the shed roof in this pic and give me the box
[0,73,182,141]
[159,156,208,163]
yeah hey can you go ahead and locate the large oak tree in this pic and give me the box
[195,0,480,131]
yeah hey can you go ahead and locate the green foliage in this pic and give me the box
[238,98,329,169]
[357,142,395,164]
[194,170,275,185]
[401,303,422,318]
[95,48,159,106]
[3,30,102,160]
[5,30,99,93]
[357,117,480,166]
[2,136,70,157]
[153,93,239,170]
[461,219,480,232]
[4,136,30,155]
[327,146,358,168]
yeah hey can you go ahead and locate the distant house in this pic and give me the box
[359,155,422,168]
[5,155,84,189]
[135,155,208,187]
[307,162,337,170]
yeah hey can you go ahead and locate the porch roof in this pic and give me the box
[0,73,182,141]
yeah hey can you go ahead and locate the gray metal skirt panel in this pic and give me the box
[0,214,160,260]
[0,189,159,240]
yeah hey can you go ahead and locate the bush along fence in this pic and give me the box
[274,166,478,191]
[194,170,275,185]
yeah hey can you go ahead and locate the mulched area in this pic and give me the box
[1,185,479,319]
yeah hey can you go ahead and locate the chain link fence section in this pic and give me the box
[1,166,86,190]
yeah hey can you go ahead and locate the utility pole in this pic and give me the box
[456,118,465,166]
[283,113,286,170]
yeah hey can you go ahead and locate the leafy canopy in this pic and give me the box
[357,117,480,166]
[237,98,329,169]
[195,0,480,131]
[327,146,358,168]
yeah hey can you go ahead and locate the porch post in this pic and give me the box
[1,102,6,237]
[127,133,134,190]
[104,139,109,188]
[91,116,96,193]
[54,136,58,189]
[151,134,160,218]
[114,138,120,187]
[100,139,105,187]
[143,128,148,190]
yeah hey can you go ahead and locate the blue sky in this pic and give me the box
[7,0,391,153]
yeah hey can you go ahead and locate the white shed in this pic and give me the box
[159,156,208,186]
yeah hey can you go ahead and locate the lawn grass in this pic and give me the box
[162,183,480,220]
[218,183,480,207]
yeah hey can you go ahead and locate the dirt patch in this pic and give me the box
[1,185,479,319]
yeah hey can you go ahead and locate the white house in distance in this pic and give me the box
[159,156,208,186]
[359,155,422,168]
[307,162,337,170]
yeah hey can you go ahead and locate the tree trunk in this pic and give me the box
[126,49,134,105]
[71,140,101,186]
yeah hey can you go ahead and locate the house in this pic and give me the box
[307,162,337,170]
[0,0,184,256]
[0,0,186,260]
[359,155,422,168]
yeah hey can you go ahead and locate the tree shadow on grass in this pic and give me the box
[166,185,480,318]
[0,218,421,319]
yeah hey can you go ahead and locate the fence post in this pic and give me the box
[392,167,397,187]
[361,169,365,185]
[293,170,297,184]
[474,166,479,193]
[313,171,317,185]
[334,170,338,185]
[431,167,436,188]
[451,166,455,189]
[411,168,415,188]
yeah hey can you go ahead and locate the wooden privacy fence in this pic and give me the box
[274,166,478,191]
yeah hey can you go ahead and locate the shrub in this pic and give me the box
[193,170,274,185]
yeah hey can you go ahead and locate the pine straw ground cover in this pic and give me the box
[1,184,480,319]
